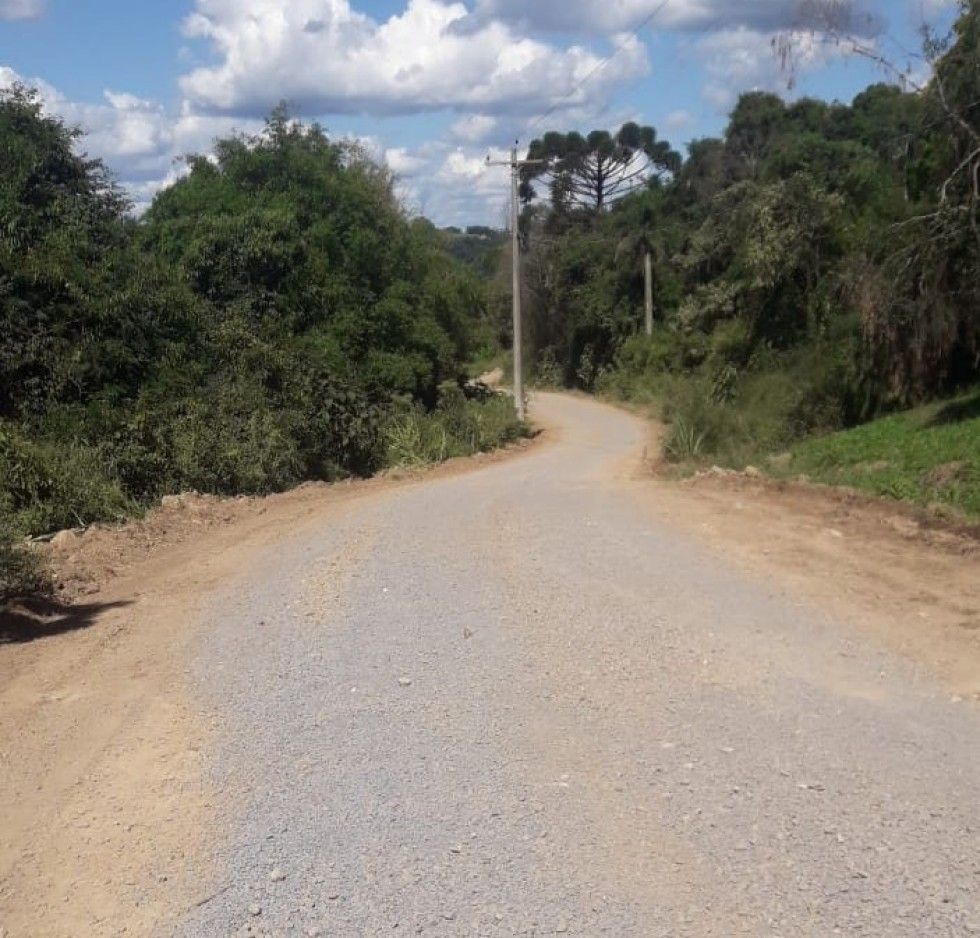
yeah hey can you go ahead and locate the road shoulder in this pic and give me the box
[630,462,980,700]
[0,438,540,936]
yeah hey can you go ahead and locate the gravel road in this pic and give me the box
[178,393,979,937]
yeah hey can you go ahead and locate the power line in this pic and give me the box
[519,0,671,147]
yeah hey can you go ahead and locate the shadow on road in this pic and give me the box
[0,596,132,645]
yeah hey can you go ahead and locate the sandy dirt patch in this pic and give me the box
[0,440,537,937]
[633,446,980,700]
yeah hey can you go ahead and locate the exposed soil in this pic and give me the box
[0,399,977,936]
[0,443,536,937]
[637,458,980,700]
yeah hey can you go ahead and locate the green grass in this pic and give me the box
[784,387,980,519]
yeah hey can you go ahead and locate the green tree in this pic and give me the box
[0,83,129,418]
[521,123,681,213]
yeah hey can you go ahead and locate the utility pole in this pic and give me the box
[643,249,654,337]
[509,147,525,423]
[487,145,546,423]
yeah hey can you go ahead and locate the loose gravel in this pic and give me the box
[177,393,980,937]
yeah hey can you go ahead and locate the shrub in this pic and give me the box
[655,370,803,467]
[0,423,133,534]
[532,348,564,388]
[0,521,46,601]
[382,386,527,467]
[605,324,865,468]
[0,92,521,599]
[662,415,707,461]
[383,401,451,467]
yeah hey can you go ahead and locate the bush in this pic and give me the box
[532,348,565,388]
[603,324,867,468]
[0,423,133,534]
[163,398,308,496]
[0,526,46,601]
[382,386,527,467]
[662,414,707,461]
[0,93,523,599]
[657,364,852,467]
[382,401,451,467]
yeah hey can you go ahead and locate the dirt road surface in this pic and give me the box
[1,393,978,936]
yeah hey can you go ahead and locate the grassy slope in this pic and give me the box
[784,387,980,519]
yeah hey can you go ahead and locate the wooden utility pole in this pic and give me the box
[643,249,654,337]
[509,147,525,422]
[487,145,546,423]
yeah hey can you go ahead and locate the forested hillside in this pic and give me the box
[518,2,979,505]
[0,92,519,597]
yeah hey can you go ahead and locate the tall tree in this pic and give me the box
[521,123,680,214]
[0,83,131,419]
[791,0,980,394]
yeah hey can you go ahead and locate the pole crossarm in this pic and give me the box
[486,158,549,168]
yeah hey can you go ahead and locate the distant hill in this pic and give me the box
[440,227,507,277]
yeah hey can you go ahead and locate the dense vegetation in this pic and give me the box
[4,5,979,597]
[0,94,521,598]
[517,1,979,515]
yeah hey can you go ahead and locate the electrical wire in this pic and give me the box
[517,0,671,148]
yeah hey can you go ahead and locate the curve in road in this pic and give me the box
[178,393,979,937]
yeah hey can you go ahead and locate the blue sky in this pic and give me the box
[0,0,959,225]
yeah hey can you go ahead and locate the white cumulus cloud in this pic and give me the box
[0,0,43,20]
[0,0,920,225]
[384,145,430,175]
[1,63,509,225]
[425,144,512,224]
[461,0,882,36]
[178,0,648,118]
[0,66,263,211]
[663,109,696,135]
[450,113,500,143]
[913,0,958,11]
[690,24,858,111]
